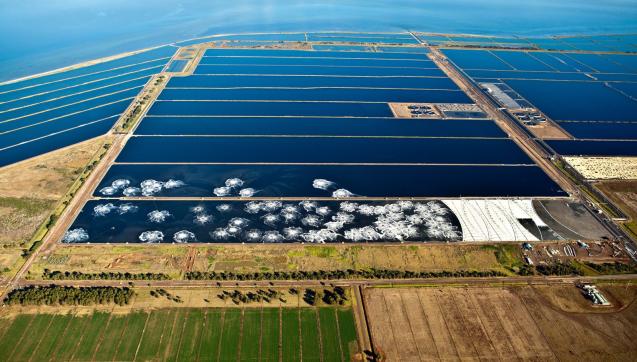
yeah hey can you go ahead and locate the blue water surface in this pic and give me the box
[95,164,563,198]
[135,117,506,138]
[116,136,534,164]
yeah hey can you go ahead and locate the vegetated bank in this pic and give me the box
[3,285,134,306]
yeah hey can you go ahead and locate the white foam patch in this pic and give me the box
[229,217,249,227]
[93,203,116,217]
[315,206,331,216]
[213,186,232,196]
[225,178,244,188]
[332,188,354,198]
[283,227,303,240]
[262,231,284,243]
[111,179,130,189]
[263,201,282,212]
[117,203,138,215]
[299,200,318,212]
[147,210,171,223]
[139,230,164,243]
[344,226,381,242]
[245,201,263,214]
[164,179,185,189]
[191,205,206,213]
[301,215,322,227]
[173,230,196,243]
[194,213,213,225]
[302,229,339,243]
[312,179,335,190]
[339,202,358,213]
[122,187,141,196]
[63,228,89,243]
[239,188,257,197]
[212,228,231,240]
[245,229,263,242]
[216,204,232,212]
[141,179,163,196]
[262,213,280,226]
[99,186,118,196]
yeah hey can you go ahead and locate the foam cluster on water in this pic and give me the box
[98,178,186,197]
[139,230,164,243]
[62,228,89,243]
[173,230,196,243]
[93,203,138,217]
[148,210,171,223]
[213,178,260,198]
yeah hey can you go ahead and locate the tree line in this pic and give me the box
[4,285,135,306]
[185,269,506,281]
[42,269,170,281]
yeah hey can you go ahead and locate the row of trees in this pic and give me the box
[535,263,583,276]
[185,269,506,281]
[303,287,347,306]
[4,285,135,306]
[585,262,637,274]
[217,288,284,305]
[42,269,170,281]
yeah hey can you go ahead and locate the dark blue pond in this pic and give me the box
[0,114,120,149]
[0,46,174,93]
[531,52,595,72]
[504,79,637,122]
[116,136,534,164]
[0,62,162,103]
[65,199,461,244]
[0,74,151,113]
[157,88,470,103]
[1,82,144,121]
[467,70,590,81]
[134,117,506,138]
[593,73,637,82]
[0,91,138,132]
[203,49,427,60]
[0,117,114,167]
[167,75,456,89]
[547,140,637,156]
[96,164,563,198]
[199,56,431,67]
[443,49,513,70]
[194,64,444,77]
[489,51,552,71]
[567,53,635,73]
[612,82,637,98]
[558,121,637,140]
[147,101,393,117]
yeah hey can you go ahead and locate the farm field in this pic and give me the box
[364,285,637,361]
[29,243,509,278]
[0,307,358,361]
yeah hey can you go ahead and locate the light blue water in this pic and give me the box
[2,1,636,82]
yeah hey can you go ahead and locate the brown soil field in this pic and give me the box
[527,122,571,139]
[30,243,505,279]
[0,137,108,279]
[364,284,637,361]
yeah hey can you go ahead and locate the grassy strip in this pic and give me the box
[22,140,111,258]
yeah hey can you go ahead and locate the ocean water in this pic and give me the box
[2,0,636,82]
